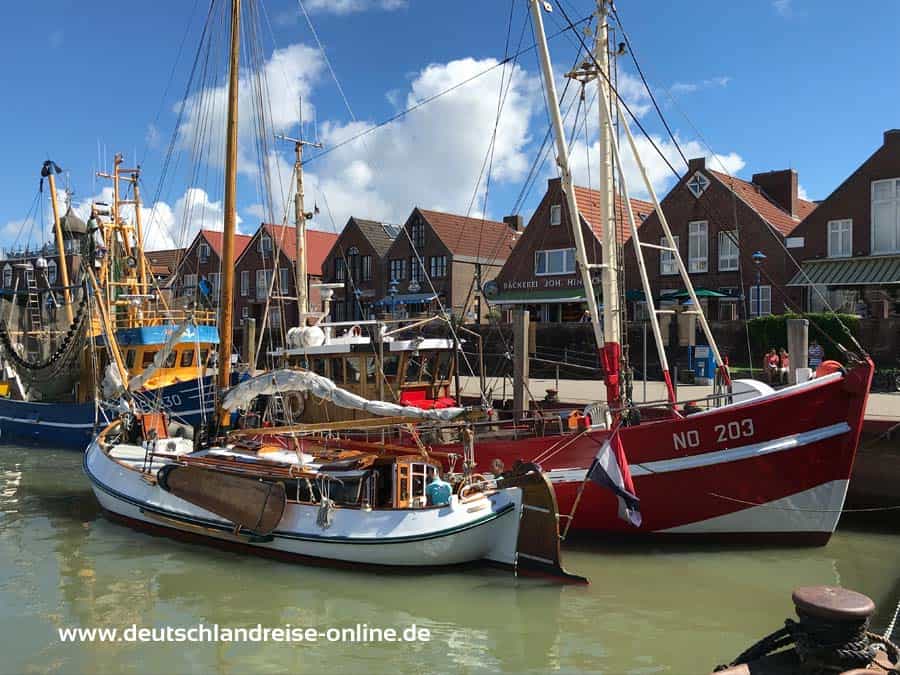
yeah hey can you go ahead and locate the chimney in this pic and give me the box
[884,129,900,147]
[503,214,523,231]
[687,157,706,172]
[752,168,799,217]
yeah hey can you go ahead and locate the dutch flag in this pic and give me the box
[587,432,641,527]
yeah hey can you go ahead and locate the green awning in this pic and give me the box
[489,288,598,305]
[660,288,728,299]
[787,255,900,286]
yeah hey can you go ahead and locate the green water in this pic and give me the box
[0,445,897,675]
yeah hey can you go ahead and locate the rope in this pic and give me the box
[716,610,900,673]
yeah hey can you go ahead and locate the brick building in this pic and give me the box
[171,229,252,305]
[787,129,900,317]
[233,223,337,352]
[490,177,653,322]
[624,159,816,319]
[321,217,399,321]
[379,208,517,321]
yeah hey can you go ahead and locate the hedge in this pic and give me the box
[746,313,859,363]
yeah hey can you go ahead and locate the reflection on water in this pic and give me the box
[0,445,898,675]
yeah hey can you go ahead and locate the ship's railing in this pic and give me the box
[111,308,217,330]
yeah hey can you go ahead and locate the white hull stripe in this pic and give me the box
[546,422,851,483]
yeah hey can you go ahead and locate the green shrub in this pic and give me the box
[747,313,859,363]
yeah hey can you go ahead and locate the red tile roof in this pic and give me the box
[417,208,517,262]
[263,224,338,276]
[572,185,655,245]
[144,248,185,277]
[709,171,817,236]
[200,229,252,260]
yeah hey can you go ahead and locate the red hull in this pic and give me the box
[447,361,873,542]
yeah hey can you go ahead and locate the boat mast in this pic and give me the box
[527,2,605,352]
[593,0,624,409]
[276,104,322,321]
[217,0,241,402]
[43,162,74,324]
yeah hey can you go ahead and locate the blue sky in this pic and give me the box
[0,0,897,253]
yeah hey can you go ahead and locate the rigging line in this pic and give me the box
[609,3,688,170]
[300,14,594,168]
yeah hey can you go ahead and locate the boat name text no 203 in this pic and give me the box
[673,419,755,450]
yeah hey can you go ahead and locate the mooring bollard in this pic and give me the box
[713,585,899,674]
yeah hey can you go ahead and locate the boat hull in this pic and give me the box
[461,361,873,543]
[0,376,216,449]
[83,440,523,569]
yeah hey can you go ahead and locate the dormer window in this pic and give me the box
[258,234,273,255]
[686,171,711,199]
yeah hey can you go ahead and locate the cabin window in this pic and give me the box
[398,465,409,504]
[199,349,209,367]
[180,350,194,367]
[142,351,158,368]
[382,354,399,377]
[329,358,345,383]
[405,354,434,382]
[346,357,362,383]
[434,351,452,381]
[311,358,326,377]
[125,350,136,369]
[164,351,178,368]
[411,463,427,500]
[365,356,377,384]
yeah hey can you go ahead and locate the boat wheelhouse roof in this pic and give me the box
[271,336,455,357]
[101,324,220,347]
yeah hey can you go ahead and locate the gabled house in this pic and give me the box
[491,177,654,322]
[171,229,252,305]
[624,159,816,319]
[233,223,337,354]
[380,207,518,321]
[787,130,900,318]
[321,217,400,321]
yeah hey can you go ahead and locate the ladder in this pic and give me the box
[23,265,43,333]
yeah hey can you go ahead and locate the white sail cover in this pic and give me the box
[222,368,466,422]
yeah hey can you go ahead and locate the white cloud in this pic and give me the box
[669,76,731,95]
[798,184,810,201]
[304,0,406,15]
[773,0,792,17]
[570,133,745,201]
[175,44,323,176]
[145,123,161,149]
[303,56,540,230]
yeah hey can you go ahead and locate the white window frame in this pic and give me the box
[660,236,679,276]
[258,234,273,255]
[409,256,424,283]
[269,306,282,330]
[256,269,272,300]
[718,230,739,271]
[240,270,249,297]
[183,273,197,297]
[534,248,576,276]
[199,242,210,261]
[2,264,11,288]
[871,178,900,254]
[749,285,772,317]
[549,204,562,227]
[47,259,58,284]
[389,258,405,281]
[361,255,372,281]
[429,255,447,278]
[241,306,250,319]
[279,267,289,292]
[688,221,708,273]
[334,258,345,282]
[827,219,853,258]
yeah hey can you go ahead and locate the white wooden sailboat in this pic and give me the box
[84,0,585,581]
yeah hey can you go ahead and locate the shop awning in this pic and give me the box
[489,288,597,305]
[787,255,900,286]
[660,288,729,299]
[373,292,438,306]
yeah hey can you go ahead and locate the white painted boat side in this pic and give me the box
[84,441,523,568]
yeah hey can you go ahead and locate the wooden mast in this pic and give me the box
[45,167,74,324]
[217,0,241,405]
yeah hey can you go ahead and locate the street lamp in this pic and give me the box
[751,250,767,317]
[388,278,398,319]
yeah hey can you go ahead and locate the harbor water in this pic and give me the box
[1,444,897,674]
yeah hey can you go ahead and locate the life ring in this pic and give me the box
[349,325,362,337]
[284,391,305,419]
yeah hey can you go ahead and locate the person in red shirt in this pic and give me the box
[778,348,790,384]
[764,348,779,384]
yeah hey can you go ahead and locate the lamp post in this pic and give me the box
[751,251,767,317]
[388,279,398,319]
[353,287,362,321]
